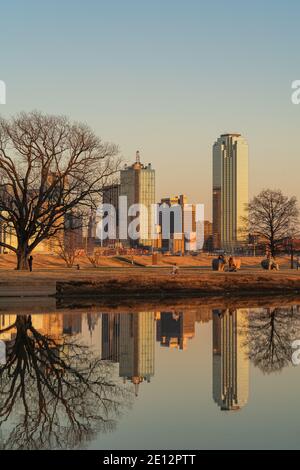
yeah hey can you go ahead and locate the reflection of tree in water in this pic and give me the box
[243,306,300,374]
[0,315,132,450]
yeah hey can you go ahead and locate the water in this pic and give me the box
[1,297,300,450]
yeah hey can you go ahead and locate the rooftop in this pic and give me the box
[221,133,241,137]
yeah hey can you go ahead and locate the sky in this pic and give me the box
[1,0,300,220]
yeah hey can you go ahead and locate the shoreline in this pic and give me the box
[55,270,300,298]
[0,269,300,299]
[0,292,299,315]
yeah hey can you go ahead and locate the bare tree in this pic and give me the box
[0,315,132,449]
[0,111,120,270]
[241,306,300,374]
[56,229,82,268]
[87,248,103,268]
[56,236,79,268]
[244,189,299,257]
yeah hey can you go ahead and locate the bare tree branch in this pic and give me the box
[0,111,121,269]
[242,189,299,257]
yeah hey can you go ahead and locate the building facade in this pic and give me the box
[203,220,213,251]
[120,152,155,247]
[102,183,121,247]
[159,195,197,253]
[213,134,248,251]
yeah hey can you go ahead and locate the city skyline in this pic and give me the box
[2,307,290,412]
[1,0,300,455]
[1,304,299,450]
[1,0,300,218]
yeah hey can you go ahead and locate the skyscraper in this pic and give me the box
[212,134,248,251]
[120,151,155,247]
[212,309,249,411]
[102,183,121,247]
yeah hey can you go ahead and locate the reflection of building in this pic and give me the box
[213,134,248,251]
[40,314,63,339]
[119,312,155,394]
[81,313,102,356]
[63,314,82,335]
[212,309,249,411]
[102,313,120,362]
[0,312,102,352]
[156,312,195,350]
[120,152,155,247]
[0,314,17,341]
[0,314,64,346]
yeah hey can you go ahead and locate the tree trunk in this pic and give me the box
[16,245,30,271]
[270,239,276,258]
[291,240,294,269]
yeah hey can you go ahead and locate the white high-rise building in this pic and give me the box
[212,134,248,251]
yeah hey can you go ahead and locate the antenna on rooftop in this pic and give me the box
[136,150,140,163]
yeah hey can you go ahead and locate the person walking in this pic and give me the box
[28,255,33,272]
[171,263,179,276]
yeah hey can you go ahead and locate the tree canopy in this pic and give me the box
[0,111,120,269]
[244,189,299,257]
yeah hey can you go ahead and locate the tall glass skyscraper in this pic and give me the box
[120,151,155,247]
[212,134,248,251]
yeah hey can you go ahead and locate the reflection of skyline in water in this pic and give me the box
[1,310,208,396]
[1,303,300,449]
[2,305,300,405]
[213,309,249,411]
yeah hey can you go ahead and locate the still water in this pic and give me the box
[1,298,300,450]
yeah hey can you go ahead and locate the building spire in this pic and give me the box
[136,150,140,163]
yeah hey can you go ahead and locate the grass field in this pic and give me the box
[0,252,293,270]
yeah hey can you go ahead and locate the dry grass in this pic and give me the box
[0,252,291,270]
[0,253,130,269]
[124,253,291,267]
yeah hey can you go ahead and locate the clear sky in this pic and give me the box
[1,0,300,219]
